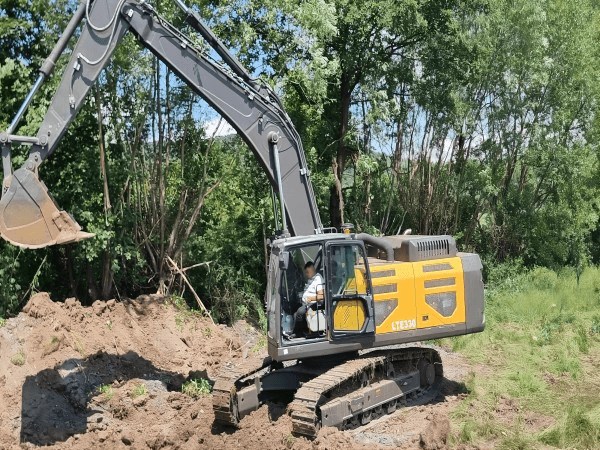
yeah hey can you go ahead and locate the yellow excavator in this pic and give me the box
[0,0,484,437]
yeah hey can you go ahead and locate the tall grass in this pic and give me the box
[447,265,600,448]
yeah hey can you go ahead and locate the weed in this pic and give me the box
[71,331,86,357]
[105,320,113,330]
[201,327,212,337]
[171,295,207,332]
[170,295,187,311]
[497,431,534,450]
[591,315,600,334]
[283,433,294,449]
[0,317,6,327]
[11,349,25,366]
[181,378,211,398]
[98,384,114,401]
[251,333,267,353]
[130,383,148,398]
[575,324,589,354]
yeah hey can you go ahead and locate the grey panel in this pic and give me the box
[425,292,457,317]
[371,270,395,278]
[424,277,456,288]
[374,298,398,326]
[459,253,485,333]
[237,385,259,419]
[269,322,467,362]
[423,263,453,273]
[373,284,397,294]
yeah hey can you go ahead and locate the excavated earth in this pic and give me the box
[0,292,487,449]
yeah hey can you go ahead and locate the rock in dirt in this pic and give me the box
[419,412,450,450]
[121,432,134,445]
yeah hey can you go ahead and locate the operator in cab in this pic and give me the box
[286,261,324,339]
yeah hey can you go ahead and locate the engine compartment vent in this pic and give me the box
[375,235,457,262]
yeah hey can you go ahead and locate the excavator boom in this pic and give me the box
[0,0,323,248]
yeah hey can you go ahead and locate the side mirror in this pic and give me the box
[279,251,289,270]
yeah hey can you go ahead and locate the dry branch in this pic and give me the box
[166,255,215,325]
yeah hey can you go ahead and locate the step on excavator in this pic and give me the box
[0,0,485,437]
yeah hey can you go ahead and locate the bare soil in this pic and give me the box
[0,292,543,449]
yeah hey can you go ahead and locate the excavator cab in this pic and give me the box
[266,234,377,359]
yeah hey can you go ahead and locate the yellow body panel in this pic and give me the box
[414,258,465,328]
[356,257,465,335]
[333,299,366,331]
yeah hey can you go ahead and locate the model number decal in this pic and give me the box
[391,319,417,331]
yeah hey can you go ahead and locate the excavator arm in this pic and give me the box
[0,0,322,248]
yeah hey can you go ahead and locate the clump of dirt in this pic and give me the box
[419,413,450,450]
[0,291,473,449]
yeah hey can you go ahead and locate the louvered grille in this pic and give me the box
[416,239,451,258]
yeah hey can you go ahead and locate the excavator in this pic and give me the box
[0,0,485,438]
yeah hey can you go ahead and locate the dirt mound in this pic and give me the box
[0,292,470,449]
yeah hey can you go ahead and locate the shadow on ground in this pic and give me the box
[20,350,186,445]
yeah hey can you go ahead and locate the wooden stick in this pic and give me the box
[166,255,215,325]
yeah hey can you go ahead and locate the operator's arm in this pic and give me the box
[302,275,324,303]
[303,288,324,304]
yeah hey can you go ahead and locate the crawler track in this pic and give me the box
[289,347,442,438]
[212,357,273,426]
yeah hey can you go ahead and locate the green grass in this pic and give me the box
[130,383,148,398]
[171,295,207,332]
[0,317,6,328]
[446,265,600,448]
[251,333,267,353]
[98,384,115,401]
[181,378,211,398]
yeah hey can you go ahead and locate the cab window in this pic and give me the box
[329,244,367,296]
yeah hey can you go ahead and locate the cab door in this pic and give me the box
[325,241,375,340]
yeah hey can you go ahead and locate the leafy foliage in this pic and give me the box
[0,0,599,326]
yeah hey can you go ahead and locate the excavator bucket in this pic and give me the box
[0,168,94,249]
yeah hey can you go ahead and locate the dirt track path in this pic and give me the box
[0,293,473,449]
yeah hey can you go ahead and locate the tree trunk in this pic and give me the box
[95,86,113,300]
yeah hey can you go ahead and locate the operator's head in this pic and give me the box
[304,261,316,279]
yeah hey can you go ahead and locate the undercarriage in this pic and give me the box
[212,346,442,438]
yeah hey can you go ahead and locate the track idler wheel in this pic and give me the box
[0,168,94,248]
